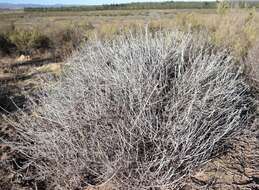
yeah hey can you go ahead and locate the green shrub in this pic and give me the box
[217,0,230,15]
[0,33,16,55]
[8,29,36,54]
[32,35,53,50]
[8,29,53,54]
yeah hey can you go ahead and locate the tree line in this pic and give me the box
[24,1,217,12]
[24,1,259,12]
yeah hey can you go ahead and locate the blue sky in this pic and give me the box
[0,0,215,5]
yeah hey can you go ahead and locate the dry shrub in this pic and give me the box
[90,22,142,40]
[175,13,205,32]
[246,42,259,90]
[212,9,257,59]
[6,31,255,190]
[174,9,258,59]
[51,25,90,58]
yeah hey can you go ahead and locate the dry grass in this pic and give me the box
[174,9,258,58]
[0,8,258,60]
[246,41,259,90]
[79,8,259,61]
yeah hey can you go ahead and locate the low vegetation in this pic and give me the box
[0,33,16,55]
[23,1,259,12]
[0,25,89,58]
[24,1,217,12]
[175,8,258,59]
[0,2,258,61]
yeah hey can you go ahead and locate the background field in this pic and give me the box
[0,8,218,58]
[0,5,258,59]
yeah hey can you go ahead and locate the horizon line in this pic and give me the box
[0,0,220,6]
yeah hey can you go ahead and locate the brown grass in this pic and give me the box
[1,8,258,61]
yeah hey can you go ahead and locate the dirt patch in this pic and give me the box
[184,124,259,190]
[0,56,63,113]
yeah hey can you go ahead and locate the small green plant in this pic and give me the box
[32,35,53,50]
[0,33,16,55]
[217,0,230,15]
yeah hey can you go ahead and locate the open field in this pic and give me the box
[1,7,259,58]
[0,2,259,190]
[0,9,217,37]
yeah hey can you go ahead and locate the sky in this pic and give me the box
[0,0,216,5]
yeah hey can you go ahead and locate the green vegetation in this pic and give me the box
[0,24,90,57]
[24,1,218,12]
[23,1,259,12]
[0,34,16,55]
[7,29,51,54]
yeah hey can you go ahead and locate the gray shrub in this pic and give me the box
[8,30,255,190]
